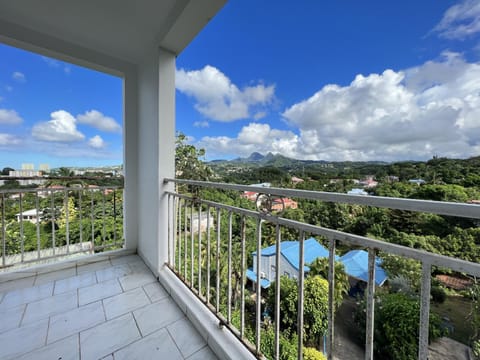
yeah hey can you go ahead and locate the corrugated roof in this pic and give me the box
[340,250,388,286]
[246,269,271,288]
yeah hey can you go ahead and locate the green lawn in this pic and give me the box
[432,296,473,345]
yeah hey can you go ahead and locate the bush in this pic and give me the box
[303,347,327,360]
[354,292,444,360]
[431,286,447,304]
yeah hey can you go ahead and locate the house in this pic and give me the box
[271,197,298,211]
[241,183,271,201]
[347,188,368,196]
[340,250,388,287]
[291,176,304,185]
[16,209,40,223]
[409,178,426,185]
[187,212,214,234]
[247,238,330,288]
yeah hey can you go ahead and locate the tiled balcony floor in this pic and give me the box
[0,254,218,360]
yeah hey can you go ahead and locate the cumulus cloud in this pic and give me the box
[176,65,275,122]
[88,135,106,149]
[193,121,210,128]
[0,109,23,124]
[198,123,300,159]
[0,133,20,146]
[77,110,121,133]
[32,110,85,142]
[12,72,26,82]
[198,53,480,162]
[432,0,480,39]
[42,56,72,74]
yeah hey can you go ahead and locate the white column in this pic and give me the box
[135,48,176,274]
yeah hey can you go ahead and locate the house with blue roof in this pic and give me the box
[247,238,330,288]
[339,250,388,286]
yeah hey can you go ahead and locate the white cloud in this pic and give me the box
[12,72,26,82]
[32,110,85,142]
[88,135,106,148]
[198,53,480,162]
[193,121,210,128]
[77,110,121,133]
[176,65,275,122]
[0,133,20,146]
[42,56,72,74]
[0,109,23,124]
[432,0,480,39]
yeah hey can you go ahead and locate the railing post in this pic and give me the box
[255,218,263,355]
[327,238,336,359]
[365,248,376,360]
[274,224,281,360]
[419,261,432,360]
[297,231,305,360]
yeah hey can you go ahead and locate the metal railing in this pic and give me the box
[0,186,124,270]
[164,178,480,360]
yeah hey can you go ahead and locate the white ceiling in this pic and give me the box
[0,0,226,65]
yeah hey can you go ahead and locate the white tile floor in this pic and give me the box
[0,255,218,360]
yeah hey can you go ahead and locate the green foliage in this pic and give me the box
[354,292,443,360]
[175,132,212,182]
[469,281,480,353]
[308,257,349,310]
[380,254,422,291]
[431,286,447,304]
[258,327,298,360]
[266,275,329,346]
[303,347,327,360]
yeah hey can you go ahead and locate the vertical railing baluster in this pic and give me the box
[167,194,172,266]
[19,192,24,262]
[240,215,246,338]
[365,248,376,360]
[227,211,233,323]
[216,207,221,313]
[418,262,432,360]
[177,198,182,273]
[2,193,5,267]
[198,204,202,296]
[113,189,117,246]
[327,238,336,359]
[51,190,56,256]
[36,191,40,259]
[206,205,212,305]
[184,200,188,280]
[91,190,95,251]
[297,231,305,360]
[65,190,70,254]
[255,218,262,354]
[190,201,194,286]
[274,224,281,360]
[101,190,106,247]
[79,189,83,245]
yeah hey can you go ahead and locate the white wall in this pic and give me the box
[135,48,175,274]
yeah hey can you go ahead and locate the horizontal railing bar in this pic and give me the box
[164,178,480,219]
[165,191,480,277]
[0,185,122,195]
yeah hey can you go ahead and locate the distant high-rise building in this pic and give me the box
[39,164,50,172]
[21,163,35,170]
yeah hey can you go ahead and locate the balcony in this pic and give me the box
[0,181,478,359]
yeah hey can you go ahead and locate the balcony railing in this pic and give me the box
[164,178,480,360]
[0,186,124,270]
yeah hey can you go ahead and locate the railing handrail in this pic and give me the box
[164,178,480,220]
[0,185,123,195]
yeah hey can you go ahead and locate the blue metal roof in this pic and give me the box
[252,241,298,256]
[252,238,330,272]
[340,250,388,286]
[246,268,271,288]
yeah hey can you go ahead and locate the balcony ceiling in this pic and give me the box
[0,0,226,64]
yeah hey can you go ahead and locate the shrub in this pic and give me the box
[354,292,444,360]
[303,347,327,360]
[431,286,447,304]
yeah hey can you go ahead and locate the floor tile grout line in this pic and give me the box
[166,322,187,359]
[185,344,210,360]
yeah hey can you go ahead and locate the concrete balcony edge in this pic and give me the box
[156,265,257,360]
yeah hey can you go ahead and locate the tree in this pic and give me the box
[308,257,349,310]
[1,167,14,175]
[266,275,329,346]
[175,132,212,181]
[354,292,443,360]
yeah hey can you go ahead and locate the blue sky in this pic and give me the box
[1,0,480,168]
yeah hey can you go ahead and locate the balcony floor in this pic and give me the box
[0,254,218,360]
